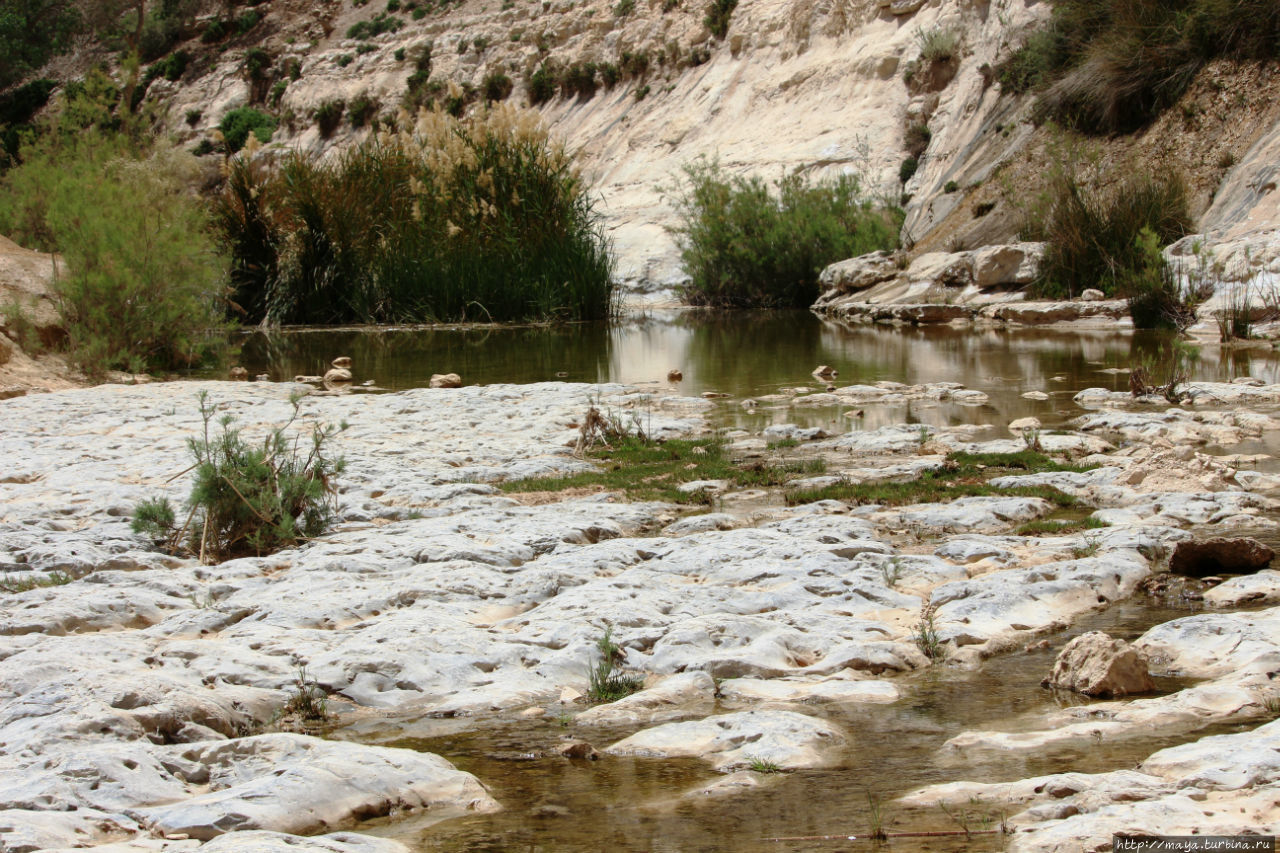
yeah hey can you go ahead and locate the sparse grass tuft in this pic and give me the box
[747,756,783,773]
[587,626,644,704]
[915,601,944,662]
[0,570,72,594]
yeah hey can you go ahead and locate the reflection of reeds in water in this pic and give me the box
[216,104,615,326]
[236,323,615,389]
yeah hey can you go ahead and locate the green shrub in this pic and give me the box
[899,157,918,183]
[704,0,737,39]
[482,71,514,101]
[220,107,276,153]
[348,94,378,127]
[347,13,402,39]
[132,391,345,560]
[916,26,961,63]
[0,0,80,89]
[1121,228,1199,331]
[149,50,191,82]
[1002,0,1280,133]
[214,104,615,325]
[1026,158,1191,299]
[586,627,644,703]
[0,133,229,373]
[201,18,228,43]
[235,10,261,34]
[600,62,621,87]
[904,123,931,157]
[560,62,598,99]
[527,62,558,104]
[336,53,354,67]
[943,180,958,193]
[314,99,345,136]
[670,159,903,309]
[0,78,58,164]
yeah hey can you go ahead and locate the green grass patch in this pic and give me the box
[501,436,825,504]
[0,570,72,594]
[785,450,1093,508]
[1014,516,1109,536]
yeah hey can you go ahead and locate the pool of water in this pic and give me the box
[218,311,1280,436]
[338,601,1246,853]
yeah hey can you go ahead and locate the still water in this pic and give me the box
[343,603,1239,852]
[225,310,1280,434]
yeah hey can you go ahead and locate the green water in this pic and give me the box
[220,311,1280,436]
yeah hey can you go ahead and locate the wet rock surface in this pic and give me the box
[4,378,1280,847]
[1041,632,1157,697]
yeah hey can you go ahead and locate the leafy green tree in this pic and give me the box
[0,0,81,88]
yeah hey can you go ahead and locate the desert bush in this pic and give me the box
[560,62,598,99]
[1001,0,1280,132]
[1025,154,1191,299]
[898,157,918,183]
[915,26,961,63]
[220,107,276,152]
[133,391,345,560]
[347,94,379,127]
[314,99,345,137]
[704,0,737,39]
[526,62,558,104]
[0,132,229,373]
[904,123,931,158]
[215,104,615,324]
[670,158,903,309]
[1121,228,1200,331]
[482,71,513,101]
[347,12,401,39]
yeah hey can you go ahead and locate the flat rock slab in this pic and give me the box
[47,831,412,852]
[605,710,846,771]
[133,734,498,840]
[718,676,899,705]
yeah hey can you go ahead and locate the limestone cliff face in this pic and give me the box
[136,0,1279,294]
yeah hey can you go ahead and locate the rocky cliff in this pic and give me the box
[19,0,1280,297]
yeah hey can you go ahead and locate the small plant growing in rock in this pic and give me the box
[880,555,903,588]
[586,626,644,703]
[1021,428,1043,452]
[746,756,782,773]
[866,791,888,840]
[283,666,329,722]
[1070,534,1101,559]
[131,391,346,561]
[0,570,72,594]
[914,601,944,662]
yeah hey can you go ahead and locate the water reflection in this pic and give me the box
[215,311,1280,434]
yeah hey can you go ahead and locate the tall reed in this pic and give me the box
[216,104,615,325]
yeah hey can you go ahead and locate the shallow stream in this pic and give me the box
[343,602,1243,852]
[219,313,1278,850]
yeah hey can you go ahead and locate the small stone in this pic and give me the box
[1080,288,1105,302]
[518,707,547,718]
[702,391,729,399]
[1008,416,1041,435]
[430,373,462,388]
[1021,391,1050,401]
[812,365,837,378]
[331,356,352,369]
[667,369,683,382]
[556,740,601,760]
[323,367,352,384]
[254,374,270,382]
[229,366,248,380]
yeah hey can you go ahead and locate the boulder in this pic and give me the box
[667,369,683,382]
[971,242,1043,288]
[1080,288,1105,301]
[322,368,352,384]
[1169,538,1275,578]
[906,251,973,289]
[331,356,352,369]
[811,365,837,378]
[1041,631,1156,697]
[229,367,248,380]
[430,373,462,388]
[816,250,900,295]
